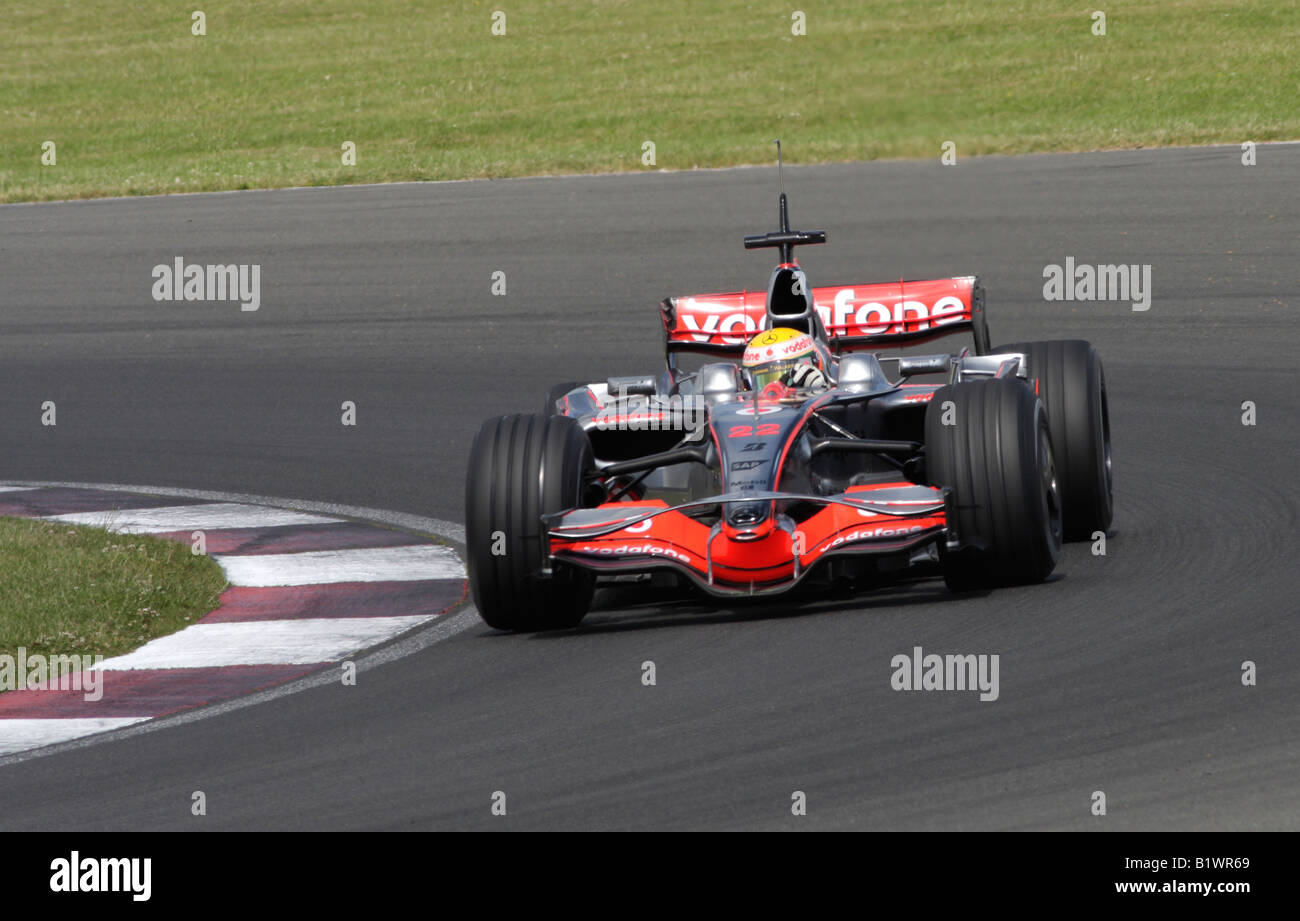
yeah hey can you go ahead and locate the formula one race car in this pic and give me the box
[466,183,1113,631]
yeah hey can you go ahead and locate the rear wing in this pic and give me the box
[661,276,990,356]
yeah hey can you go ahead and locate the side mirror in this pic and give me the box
[837,354,889,393]
[605,375,656,397]
[696,363,743,397]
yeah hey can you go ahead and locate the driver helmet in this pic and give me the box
[742,327,821,389]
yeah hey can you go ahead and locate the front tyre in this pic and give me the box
[465,413,596,631]
[925,378,1062,590]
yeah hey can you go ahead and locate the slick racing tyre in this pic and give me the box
[466,413,596,631]
[925,378,1062,591]
[993,340,1113,540]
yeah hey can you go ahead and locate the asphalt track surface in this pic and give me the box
[0,147,1296,830]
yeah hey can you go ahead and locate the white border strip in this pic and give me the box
[0,718,150,756]
[45,502,338,533]
[0,481,474,767]
[2,480,465,544]
[93,616,437,669]
[216,545,465,586]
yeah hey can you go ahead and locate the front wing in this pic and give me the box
[545,482,950,597]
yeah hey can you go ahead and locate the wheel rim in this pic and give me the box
[1040,426,1063,549]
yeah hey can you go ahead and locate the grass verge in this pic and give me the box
[1,1,1296,203]
[0,517,227,675]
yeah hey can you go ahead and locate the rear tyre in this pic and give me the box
[993,340,1112,540]
[925,378,1062,590]
[465,414,596,631]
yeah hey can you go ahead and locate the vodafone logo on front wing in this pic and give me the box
[577,543,692,563]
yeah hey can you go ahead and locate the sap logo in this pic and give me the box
[730,460,766,471]
[817,291,967,336]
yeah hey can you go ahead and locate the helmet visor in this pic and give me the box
[752,358,802,389]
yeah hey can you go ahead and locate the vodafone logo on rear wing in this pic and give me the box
[664,277,978,348]
[673,296,761,344]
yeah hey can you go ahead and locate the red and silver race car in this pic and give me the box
[466,187,1112,631]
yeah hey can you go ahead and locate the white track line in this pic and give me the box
[215,545,465,586]
[9,141,1299,209]
[0,718,149,755]
[3,480,465,544]
[92,617,434,669]
[0,486,40,492]
[45,503,338,533]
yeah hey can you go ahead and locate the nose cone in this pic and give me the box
[725,500,770,532]
[709,521,798,585]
